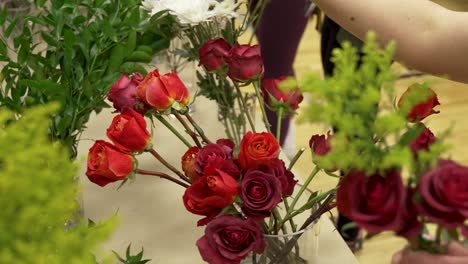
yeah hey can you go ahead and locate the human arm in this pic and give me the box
[392,242,468,264]
[314,0,468,83]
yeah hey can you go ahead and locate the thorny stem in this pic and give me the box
[173,111,202,148]
[155,115,192,148]
[149,148,191,184]
[183,111,213,144]
[137,169,190,188]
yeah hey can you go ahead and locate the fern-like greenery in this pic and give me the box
[0,104,116,264]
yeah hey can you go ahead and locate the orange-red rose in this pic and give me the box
[136,69,190,112]
[238,132,279,170]
[106,108,151,152]
[398,84,440,122]
[86,140,135,187]
[181,146,201,182]
[261,76,303,112]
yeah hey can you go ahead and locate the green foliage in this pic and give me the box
[0,104,117,264]
[113,244,151,264]
[0,0,177,157]
[301,33,448,176]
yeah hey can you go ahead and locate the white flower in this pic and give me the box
[141,0,168,16]
[211,0,240,19]
[141,0,219,25]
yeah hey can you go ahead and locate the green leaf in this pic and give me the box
[4,17,18,38]
[125,51,152,63]
[41,31,59,47]
[107,44,125,74]
[0,7,8,25]
[19,80,62,95]
[125,31,137,54]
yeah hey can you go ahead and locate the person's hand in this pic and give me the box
[392,242,468,264]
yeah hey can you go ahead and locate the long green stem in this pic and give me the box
[276,107,283,141]
[173,111,202,148]
[183,112,212,144]
[285,167,321,220]
[155,115,192,148]
[149,148,191,183]
[234,82,256,133]
[282,199,296,232]
[253,81,271,133]
[288,148,305,171]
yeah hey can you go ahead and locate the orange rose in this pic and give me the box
[237,132,280,170]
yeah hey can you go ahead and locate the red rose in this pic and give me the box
[238,132,279,170]
[269,158,297,197]
[239,166,283,220]
[398,84,440,122]
[396,188,423,240]
[417,159,468,229]
[198,38,232,72]
[181,146,200,182]
[203,156,241,180]
[106,108,151,152]
[196,215,265,264]
[409,124,436,154]
[136,69,190,112]
[195,140,235,175]
[309,131,332,156]
[108,73,146,113]
[337,169,406,234]
[86,140,135,187]
[226,44,264,82]
[261,77,303,112]
[183,169,238,226]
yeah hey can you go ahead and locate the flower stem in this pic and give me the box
[149,148,191,184]
[288,148,305,171]
[276,107,283,141]
[155,115,192,148]
[285,167,321,221]
[173,111,202,148]
[253,81,271,133]
[137,169,189,188]
[234,82,256,133]
[183,111,212,144]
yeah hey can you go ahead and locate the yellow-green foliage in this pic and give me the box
[0,104,116,264]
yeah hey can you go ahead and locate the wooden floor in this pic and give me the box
[281,17,468,264]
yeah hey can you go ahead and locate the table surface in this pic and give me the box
[77,97,358,264]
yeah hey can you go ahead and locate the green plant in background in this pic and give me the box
[0,0,177,157]
[0,104,116,264]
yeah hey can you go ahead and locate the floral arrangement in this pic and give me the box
[300,35,467,256]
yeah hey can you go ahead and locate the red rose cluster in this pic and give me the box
[181,131,298,263]
[198,38,264,83]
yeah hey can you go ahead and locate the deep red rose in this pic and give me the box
[136,69,190,112]
[268,158,297,197]
[86,140,135,187]
[198,38,232,72]
[261,77,303,112]
[216,138,236,150]
[203,156,241,180]
[409,124,436,154]
[238,132,280,170]
[181,146,201,182]
[240,166,283,221]
[108,73,146,113]
[195,140,235,175]
[196,215,265,264]
[183,169,238,226]
[106,108,151,152]
[337,169,406,234]
[417,159,468,229]
[309,131,332,156]
[226,44,264,82]
[398,84,440,122]
[396,188,423,240]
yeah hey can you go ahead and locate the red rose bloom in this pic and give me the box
[196,215,265,264]
[181,146,200,182]
[136,69,190,112]
[195,139,235,175]
[106,108,151,152]
[309,131,332,156]
[226,44,264,82]
[86,140,135,187]
[198,38,232,72]
[183,169,238,226]
[417,159,468,229]
[409,124,436,154]
[240,166,283,221]
[337,169,406,234]
[238,132,280,170]
[108,73,145,113]
[261,77,303,112]
[398,84,440,122]
[268,158,297,197]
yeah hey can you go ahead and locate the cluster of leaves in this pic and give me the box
[300,33,448,175]
[0,0,177,157]
[0,104,116,264]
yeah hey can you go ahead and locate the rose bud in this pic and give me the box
[226,43,264,83]
[181,146,200,182]
[240,166,283,221]
[261,77,303,113]
[238,132,280,170]
[337,169,406,234]
[106,108,151,152]
[183,169,238,226]
[136,69,190,112]
[86,140,136,187]
[196,215,265,264]
[409,124,436,154]
[195,140,235,175]
[108,73,146,113]
[198,38,232,72]
[397,84,440,122]
[309,131,332,156]
[417,159,468,230]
